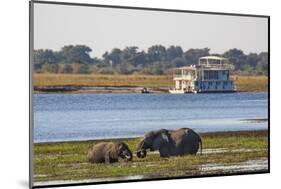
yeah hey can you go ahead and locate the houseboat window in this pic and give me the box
[211,70,218,80]
[214,71,218,80]
[226,70,229,80]
[204,70,209,80]
[209,71,211,79]
[204,70,219,80]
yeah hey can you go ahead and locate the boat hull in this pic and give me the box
[169,90,187,94]
[196,89,236,93]
[169,89,236,94]
[169,89,198,94]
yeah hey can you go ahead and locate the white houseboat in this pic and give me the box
[169,56,236,94]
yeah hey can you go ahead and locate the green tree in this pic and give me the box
[133,51,147,67]
[223,48,247,70]
[151,62,165,75]
[172,57,186,67]
[246,53,259,68]
[258,52,268,66]
[147,45,167,63]
[121,46,138,65]
[106,48,122,66]
[257,52,268,75]
[61,45,93,64]
[33,44,268,76]
[167,46,183,61]
[34,49,58,64]
[34,49,62,72]
[183,48,210,65]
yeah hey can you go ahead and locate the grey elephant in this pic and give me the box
[136,128,202,158]
[88,141,133,163]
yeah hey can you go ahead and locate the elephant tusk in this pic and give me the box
[125,154,132,160]
[136,149,147,158]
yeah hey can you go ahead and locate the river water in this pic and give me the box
[33,92,268,143]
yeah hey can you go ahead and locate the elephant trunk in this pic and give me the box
[126,149,133,161]
[136,139,147,158]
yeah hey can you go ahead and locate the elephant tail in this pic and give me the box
[199,137,203,154]
[88,149,95,163]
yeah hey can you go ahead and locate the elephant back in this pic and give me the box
[171,128,201,155]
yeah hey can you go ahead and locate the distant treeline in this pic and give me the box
[34,45,268,75]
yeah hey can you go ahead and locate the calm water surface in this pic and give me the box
[34,92,268,143]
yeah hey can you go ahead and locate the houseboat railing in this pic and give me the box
[173,74,195,80]
[198,64,234,70]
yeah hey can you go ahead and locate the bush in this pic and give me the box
[59,64,73,73]
[97,67,115,74]
[172,57,186,67]
[41,64,59,73]
[72,63,90,74]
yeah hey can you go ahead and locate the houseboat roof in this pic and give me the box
[199,56,226,61]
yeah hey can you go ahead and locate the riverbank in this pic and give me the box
[33,74,268,93]
[33,130,268,186]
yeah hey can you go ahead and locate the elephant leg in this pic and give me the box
[189,143,199,155]
[159,147,170,158]
[104,152,111,163]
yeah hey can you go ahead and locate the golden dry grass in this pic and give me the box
[33,74,268,92]
[33,74,173,88]
[231,75,268,92]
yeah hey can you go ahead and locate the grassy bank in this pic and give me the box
[232,75,268,92]
[33,74,268,92]
[34,130,268,183]
[33,74,173,88]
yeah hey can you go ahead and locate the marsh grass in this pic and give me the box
[33,74,173,88]
[232,75,268,92]
[34,130,268,182]
[33,74,268,92]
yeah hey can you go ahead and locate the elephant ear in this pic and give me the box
[116,142,125,154]
[152,131,169,151]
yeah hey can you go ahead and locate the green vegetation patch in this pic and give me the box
[33,130,268,182]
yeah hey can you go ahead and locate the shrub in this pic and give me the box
[97,67,115,74]
[41,64,59,73]
[72,63,90,74]
[59,64,73,73]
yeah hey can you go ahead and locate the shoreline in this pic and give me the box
[34,86,169,94]
[33,74,268,94]
[34,129,268,145]
[34,166,268,187]
[33,85,268,94]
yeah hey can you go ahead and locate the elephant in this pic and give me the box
[88,141,133,163]
[136,128,202,158]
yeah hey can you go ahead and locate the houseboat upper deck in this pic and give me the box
[169,56,236,94]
